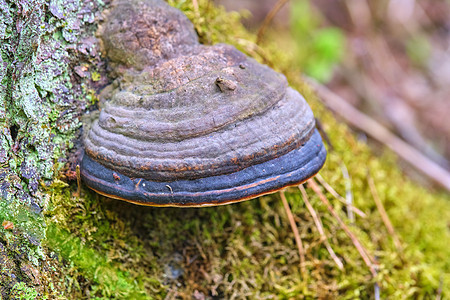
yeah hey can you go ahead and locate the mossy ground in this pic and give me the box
[2,0,449,299]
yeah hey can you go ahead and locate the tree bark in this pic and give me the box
[1,0,104,297]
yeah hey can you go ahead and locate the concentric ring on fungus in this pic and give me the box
[80,0,327,207]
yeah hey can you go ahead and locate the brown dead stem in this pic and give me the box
[367,175,403,252]
[192,0,199,18]
[256,0,289,45]
[340,163,355,222]
[234,38,272,66]
[307,178,377,277]
[279,190,307,278]
[342,0,450,168]
[315,174,367,218]
[74,164,81,198]
[298,184,344,270]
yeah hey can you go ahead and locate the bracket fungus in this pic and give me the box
[80,0,327,207]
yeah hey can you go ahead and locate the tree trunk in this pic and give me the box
[1,0,104,297]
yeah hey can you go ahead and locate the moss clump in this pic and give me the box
[9,282,38,300]
[47,169,449,298]
[44,180,163,299]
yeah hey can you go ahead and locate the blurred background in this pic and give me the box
[214,0,450,189]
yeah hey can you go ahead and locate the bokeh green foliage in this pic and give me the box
[406,34,431,68]
[290,0,345,82]
[37,0,450,299]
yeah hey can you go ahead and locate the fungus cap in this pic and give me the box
[80,0,327,207]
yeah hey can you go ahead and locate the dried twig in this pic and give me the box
[305,77,450,192]
[279,190,307,277]
[315,174,367,218]
[256,0,289,45]
[234,38,272,65]
[299,185,344,270]
[368,175,402,251]
[307,178,377,277]
[345,0,372,31]
[374,281,380,300]
[73,164,81,197]
[192,0,200,18]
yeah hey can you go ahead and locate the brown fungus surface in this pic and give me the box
[80,0,326,206]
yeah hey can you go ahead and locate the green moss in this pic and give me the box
[9,282,38,300]
[45,161,449,298]
[44,180,165,298]
[91,71,101,82]
[168,0,252,46]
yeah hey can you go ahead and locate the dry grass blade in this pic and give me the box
[345,0,372,30]
[192,0,200,18]
[299,184,344,270]
[341,163,355,222]
[256,0,289,45]
[234,38,272,65]
[368,175,402,252]
[279,190,307,277]
[315,174,367,218]
[74,164,81,198]
[307,178,377,277]
[374,282,380,300]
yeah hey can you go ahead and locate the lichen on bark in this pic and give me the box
[1,0,105,298]
[0,0,103,209]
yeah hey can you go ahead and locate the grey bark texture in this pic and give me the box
[0,0,105,297]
